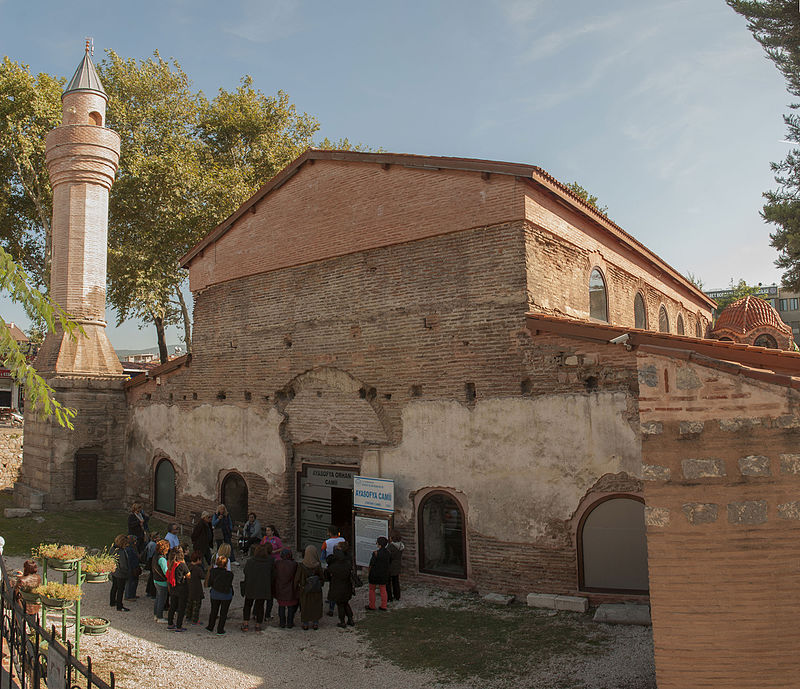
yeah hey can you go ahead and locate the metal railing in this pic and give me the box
[0,554,115,689]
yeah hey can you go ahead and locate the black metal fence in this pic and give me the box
[0,554,115,689]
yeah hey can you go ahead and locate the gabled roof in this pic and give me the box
[179,149,713,309]
[63,49,107,101]
[526,312,800,389]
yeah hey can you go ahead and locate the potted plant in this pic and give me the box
[80,616,110,635]
[19,588,40,604]
[82,551,117,583]
[34,582,83,609]
[33,544,86,571]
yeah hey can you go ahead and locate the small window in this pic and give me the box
[74,452,98,501]
[634,293,647,329]
[658,306,670,333]
[754,334,778,349]
[418,492,467,579]
[589,269,608,322]
[154,458,176,515]
[676,314,685,335]
[88,111,102,126]
[779,298,799,312]
[695,320,703,338]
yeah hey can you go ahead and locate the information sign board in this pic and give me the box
[354,515,389,567]
[353,476,394,512]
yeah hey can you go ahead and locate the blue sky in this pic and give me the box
[0,0,794,350]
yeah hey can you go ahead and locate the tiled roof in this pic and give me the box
[4,322,28,343]
[712,295,792,336]
[526,312,800,389]
[179,149,713,310]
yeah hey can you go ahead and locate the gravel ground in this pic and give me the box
[6,557,655,689]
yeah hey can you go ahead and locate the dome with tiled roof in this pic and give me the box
[714,296,791,335]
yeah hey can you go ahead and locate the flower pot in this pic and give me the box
[20,590,40,603]
[40,597,75,610]
[47,557,81,572]
[83,571,109,584]
[80,617,110,635]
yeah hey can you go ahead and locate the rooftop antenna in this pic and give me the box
[85,37,94,56]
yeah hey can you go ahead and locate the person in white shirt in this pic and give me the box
[165,523,180,549]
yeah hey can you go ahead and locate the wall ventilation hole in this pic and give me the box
[358,387,367,399]
[411,385,422,397]
[217,391,226,400]
[584,376,598,391]
[384,393,392,401]
[284,336,292,348]
[192,392,198,400]
[465,382,476,403]
[244,391,252,401]
[521,379,532,395]
[144,393,151,400]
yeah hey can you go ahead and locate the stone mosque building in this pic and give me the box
[16,48,800,688]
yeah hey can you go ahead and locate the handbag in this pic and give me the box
[239,581,246,596]
[304,574,322,593]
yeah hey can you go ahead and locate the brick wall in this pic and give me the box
[638,351,800,688]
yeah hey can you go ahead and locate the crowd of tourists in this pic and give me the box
[112,504,405,635]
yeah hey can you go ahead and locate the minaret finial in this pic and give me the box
[85,37,94,56]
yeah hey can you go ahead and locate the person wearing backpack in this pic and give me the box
[152,539,170,622]
[294,545,323,630]
[365,536,390,611]
[166,546,191,632]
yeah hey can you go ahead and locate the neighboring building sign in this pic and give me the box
[353,476,394,512]
[354,515,389,567]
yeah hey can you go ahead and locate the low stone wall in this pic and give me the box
[0,426,23,490]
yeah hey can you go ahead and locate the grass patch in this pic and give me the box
[358,603,608,683]
[0,492,171,556]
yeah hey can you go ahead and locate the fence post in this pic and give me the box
[32,618,40,689]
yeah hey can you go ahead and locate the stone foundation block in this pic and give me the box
[738,455,770,477]
[642,465,670,481]
[3,508,31,518]
[644,506,670,527]
[640,421,663,436]
[526,593,557,609]
[728,500,768,525]
[483,592,515,605]
[682,458,725,479]
[780,454,800,475]
[593,603,651,626]
[682,502,718,525]
[554,595,589,613]
[679,421,704,435]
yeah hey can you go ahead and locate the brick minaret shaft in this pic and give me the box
[36,44,122,376]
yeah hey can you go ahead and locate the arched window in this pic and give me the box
[221,472,249,524]
[695,320,703,338]
[658,305,670,333]
[676,314,685,335]
[754,334,778,349]
[154,458,176,515]
[634,293,647,329]
[418,491,467,579]
[88,111,102,126]
[579,496,648,593]
[589,268,608,322]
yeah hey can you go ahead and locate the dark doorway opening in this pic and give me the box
[74,453,98,501]
[221,473,248,526]
[331,487,353,543]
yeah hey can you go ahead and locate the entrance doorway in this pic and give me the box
[297,464,358,552]
[221,473,249,526]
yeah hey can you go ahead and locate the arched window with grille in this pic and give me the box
[676,314,685,335]
[589,268,608,322]
[418,491,467,579]
[659,305,670,333]
[754,334,778,349]
[154,458,176,515]
[579,495,649,593]
[634,293,647,329]
[695,319,703,338]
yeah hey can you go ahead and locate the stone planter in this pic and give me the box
[80,617,110,635]
[83,571,110,584]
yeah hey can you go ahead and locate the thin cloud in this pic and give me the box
[524,15,623,63]
[224,0,303,43]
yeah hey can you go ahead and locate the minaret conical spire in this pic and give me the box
[63,39,107,100]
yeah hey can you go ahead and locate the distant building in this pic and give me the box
[0,322,30,411]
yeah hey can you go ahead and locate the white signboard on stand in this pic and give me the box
[353,476,394,512]
[354,515,389,567]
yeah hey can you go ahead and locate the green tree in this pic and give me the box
[685,271,705,290]
[714,278,770,313]
[727,1,800,290]
[0,247,78,427]
[565,181,608,215]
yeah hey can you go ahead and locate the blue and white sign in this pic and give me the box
[353,476,394,512]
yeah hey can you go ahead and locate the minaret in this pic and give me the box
[17,41,128,512]
[36,39,122,376]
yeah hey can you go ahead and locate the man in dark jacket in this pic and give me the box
[365,536,390,611]
[191,512,213,565]
[326,543,355,627]
[241,544,275,631]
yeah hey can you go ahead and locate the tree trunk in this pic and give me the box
[175,284,192,354]
[154,315,169,364]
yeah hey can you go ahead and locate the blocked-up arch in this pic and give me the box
[154,457,176,516]
[578,495,648,593]
[417,489,468,579]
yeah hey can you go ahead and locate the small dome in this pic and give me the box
[713,296,792,336]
